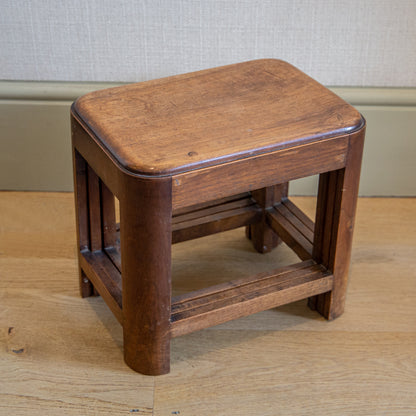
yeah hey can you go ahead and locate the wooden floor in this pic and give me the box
[1,192,415,416]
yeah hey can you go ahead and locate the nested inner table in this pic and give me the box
[71,59,365,375]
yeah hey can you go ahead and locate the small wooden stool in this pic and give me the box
[71,59,365,375]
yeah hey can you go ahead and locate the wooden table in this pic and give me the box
[71,59,365,375]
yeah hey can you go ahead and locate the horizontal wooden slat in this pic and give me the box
[275,203,314,243]
[173,194,254,224]
[170,260,333,337]
[79,250,123,324]
[108,195,262,254]
[104,246,121,273]
[172,198,262,244]
[282,198,315,234]
[267,201,314,260]
[172,193,251,217]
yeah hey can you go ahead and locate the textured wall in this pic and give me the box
[1,0,415,86]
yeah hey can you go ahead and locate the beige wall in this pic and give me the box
[1,0,415,87]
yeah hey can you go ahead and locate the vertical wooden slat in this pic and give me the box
[247,183,289,253]
[308,172,328,310]
[321,171,338,267]
[72,125,93,297]
[73,148,89,251]
[328,169,346,270]
[312,173,329,263]
[87,165,102,252]
[100,180,116,248]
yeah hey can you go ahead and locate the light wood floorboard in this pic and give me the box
[0,192,415,415]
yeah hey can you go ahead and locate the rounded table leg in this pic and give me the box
[120,176,172,375]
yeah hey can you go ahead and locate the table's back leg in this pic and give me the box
[72,147,95,297]
[246,183,289,253]
[310,127,365,319]
[73,142,118,299]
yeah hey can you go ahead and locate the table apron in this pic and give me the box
[172,135,349,210]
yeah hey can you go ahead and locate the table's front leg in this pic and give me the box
[120,174,173,375]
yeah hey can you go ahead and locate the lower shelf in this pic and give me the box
[170,259,333,337]
[79,199,328,337]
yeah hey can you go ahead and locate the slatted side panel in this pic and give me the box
[266,198,315,260]
[73,147,123,321]
[80,250,123,324]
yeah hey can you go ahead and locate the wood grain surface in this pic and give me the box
[1,192,415,415]
[73,59,362,175]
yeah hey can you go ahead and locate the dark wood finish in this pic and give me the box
[171,135,351,210]
[120,175,172,376]
[267,200,314,260]
[310,128,366,319]
[103,194,262,271]
[71,59,365,375]
[173,193,251,216]
[100,180,117,248]
[247,184,288,253]
[172,195,261,244]
[171,260,333,337]
[79,250,123,324]
[72,115,173,375]
[72,149,89,252]
[276,200,314,242]
[283,198,315,233]
[73,59,362,176]
[87,166,102,252]
[71,113,121,199]
[72,147,93,297]
[173,194,254,224]
[86,166,103,296]
[104,246,121,273]
[99,196,314,263]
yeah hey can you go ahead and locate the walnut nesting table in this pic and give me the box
[71,59,365,375]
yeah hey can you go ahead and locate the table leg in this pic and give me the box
[247,183,288,253]
[120,175,173,375]
[310,128,365,319]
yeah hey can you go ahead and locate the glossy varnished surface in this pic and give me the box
[73,59,362,175]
